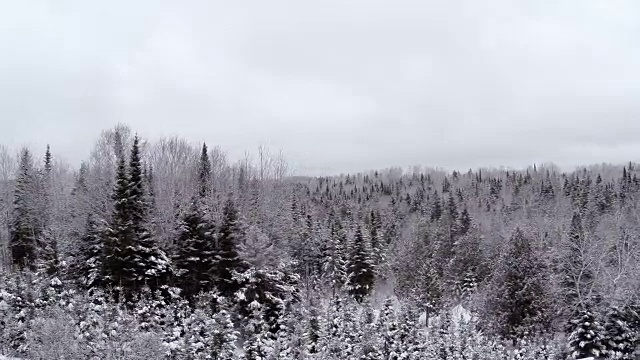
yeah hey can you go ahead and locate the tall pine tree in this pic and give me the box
[102,136,171,299]
[487,228,550,340]
[173,143,217,299]
[214,197,247,298]
[10,148,38,269]
[346,224,375,303]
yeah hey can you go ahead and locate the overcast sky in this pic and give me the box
[1,1,639,175]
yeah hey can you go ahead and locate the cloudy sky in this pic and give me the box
[1,1,639,175]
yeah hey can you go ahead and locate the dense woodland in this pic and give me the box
[0,124,638,359]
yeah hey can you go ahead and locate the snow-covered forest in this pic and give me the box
[0,124,638,359]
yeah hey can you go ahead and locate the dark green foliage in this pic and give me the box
[173,200,217,300]
[487,228,550,340]
[567,306,606,359]
[198,143,212,198]
[346,225,375,303]
[234,264,299,332]
[172,145,217,300]
[604,306,635,359]
[77,215,104,288]
[102,136,171,299]
[214,198,248,298]
[10,149,38,270]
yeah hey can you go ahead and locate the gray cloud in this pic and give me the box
[1,0,639,175]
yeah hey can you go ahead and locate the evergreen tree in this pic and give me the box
[562,211,594,308]
[76,215,104,289]
[567,305,606,359]
[102,152,131,294]
[172,200,217,299]
[10,148,38,269]
[487,228,550,340]
[102,136,171,299]
[198,143,212,199]
[242,301,272,360]
[430,191,442,222]
[346,224,375,303]
[322,217,348,293]
[377,298,400,359]
[173,145,217,299]
[603,306,635,359]
[214,197,248,298]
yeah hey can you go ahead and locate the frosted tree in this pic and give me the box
[567,305,606,359]
[486,228,551,341]
[346,224,375,303]
[172,145,217,300]
[102,135,171,299]
[76,214,105,289]
[561,211,595,308]
[10,148,38,269]
[377,298,400,359]
[173,199,217,299]
[243,300,273,360]
[214,197,248,298]
[603,306,635,359]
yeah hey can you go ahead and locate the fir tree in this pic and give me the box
[10,148,38,269]
[487,228,550,340]
[243,301,272,360]
[603,306,635,359]
[214,197,248,298]
[567,305,606,359]
[173,200,217,299]
[346,224,375,303]
[102,152,132,294]
[173,145,218,300]
[198,143,212,199]
[102,136,171,299]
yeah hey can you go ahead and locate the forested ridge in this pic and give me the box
[0,124,638,359]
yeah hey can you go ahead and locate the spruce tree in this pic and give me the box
[214,198,248,298]
[603,306,635,359]
[487,228,550,340]
[35,145,59,276]
[103,136,171,299]
[77,215,104,289]
[346,224,375,303]
[127,135,172,291]
[173,144,217,300]
[10,148,38,269]
[173,200,217,299]
[198,143,212,198]
[323,218,348,294]
[567,305,606,359]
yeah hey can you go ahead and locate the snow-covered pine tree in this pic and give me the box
[567,305,607,359]
[102,135,171,300]
[126,135,172,291]
[77,214,104,289]
[101,151,131,295]
[603,306,635,359]
[486,227,550,341]
[10,148,38,269]
[346,224,375,303]
[243,300,273,360]
[234,263,299,334]
[215,197,248,298]
[377,298,400,360]
[173,199,217,300]
[358,300,382,359]
[322,216,348,294]
[35,145,60,277]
